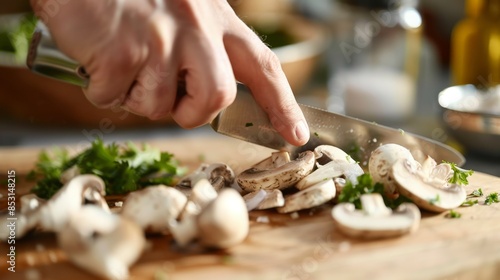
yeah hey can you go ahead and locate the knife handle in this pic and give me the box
[27,21,90,87]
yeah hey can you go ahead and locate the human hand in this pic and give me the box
[30,0,310,146]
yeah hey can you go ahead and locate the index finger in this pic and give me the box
[223,21,310,147]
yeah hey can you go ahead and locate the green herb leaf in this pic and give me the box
[245,122,253,127]
[445,209,461,219]
[0,13,38,62]
[428,194,441,205]
[29,138,183,199]
[468,188,483,198]
[444,161,474,185]
[485,192,499,205]
[461,199,478,207]
[338,174,384,209]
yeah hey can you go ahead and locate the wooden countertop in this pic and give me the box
[1,137,499,280]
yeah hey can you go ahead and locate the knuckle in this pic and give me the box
[258,48,283,77]
[206,81,237,111]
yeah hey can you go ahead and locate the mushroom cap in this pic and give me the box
[237,151,315,192]
[391,158,466,213]
[121,185,187,232]
[197,188,249,249]
[314,145,356,165]
[368,144,415,198]
[58,205,145,280]
[204,163,236,187]
[331,193,420,239]
[277,179,336,214]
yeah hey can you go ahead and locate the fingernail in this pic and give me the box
[294,120,310,143]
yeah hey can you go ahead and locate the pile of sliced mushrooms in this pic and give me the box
[0,143,467,279]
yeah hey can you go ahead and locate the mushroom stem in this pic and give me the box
[58,205,145,280]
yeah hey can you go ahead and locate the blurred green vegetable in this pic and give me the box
[0,13,37,63]
[28,138,185,199]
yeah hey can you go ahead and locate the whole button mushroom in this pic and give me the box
[120,185,188,233]
[368,144,415,199]
[197,188,249,249]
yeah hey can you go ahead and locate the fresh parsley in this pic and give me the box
[445,209,461,219]
[484,192,499,205]
[29,139,184,199]
[338,174,384,209]
[245,122,253,127]
[461,199,478,207]
[468,188,483,197]
[338,174,414,210]
[0,13,37,63]
[444,161,474,185]
[428,194,441,205]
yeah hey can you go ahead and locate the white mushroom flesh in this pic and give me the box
[369,144,415,198]
[391,158,466,212]
[121,185,187,232]
[58,205,145,280]
[243,189,285,210]
[277,179,336,214]
[237,151,315,192]
[0,175,109,241]
[296,160,364,191]
[331,193,420,239]
[197,188,249,249]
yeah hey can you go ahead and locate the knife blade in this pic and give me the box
[26,22,465,166]
[212,84,465,165]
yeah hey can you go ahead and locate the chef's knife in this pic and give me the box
[26,22,465,166]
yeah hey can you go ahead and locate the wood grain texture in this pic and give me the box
[0,136,499,280]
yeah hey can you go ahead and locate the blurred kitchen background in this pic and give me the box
[1,0,499,176]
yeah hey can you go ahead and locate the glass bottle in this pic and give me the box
[451,0,500,88]
[327,0,423,124]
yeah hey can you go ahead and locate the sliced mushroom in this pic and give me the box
[237,151,315,192]
[420,155,453,185]
[277,179,336,213]
[331,193,420,239]
[296,161,364,191]
[204,163,235,189]
[58,205,145,280]
[243,190,267,211]
[243,189,285,210]
[60,165,81,184]
[197,188,249,249]
[20,194,45,214]
[391,158,466,212]
[120,185,187,233]
[314,145,357,165]
[0,174,109,241]
[368,144,415,199]
[176,163,235,190]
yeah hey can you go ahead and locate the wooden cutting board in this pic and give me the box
[1,136,500,280]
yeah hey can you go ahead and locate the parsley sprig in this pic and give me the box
[28,139,184,199]
[485,192,499,205]
[444,161,474,185]
[337,174,412,209]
